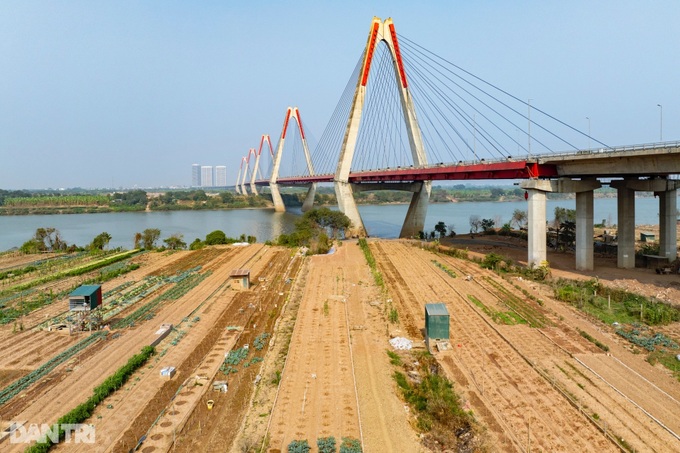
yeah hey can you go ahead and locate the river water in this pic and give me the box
[0,197,666,252]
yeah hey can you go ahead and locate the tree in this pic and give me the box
[511,209,527,229]
[469,215,482,234]
[557,220,576,250]
[90,232,112,251]
[163,233,187,250]
[554,207,575,225]
[480,218,495,233]
[189,238,204,250]
[434,221,447,238]
[141,228,161,249]
[205,230,227,245]
[20,227,68,253]
[133,232,143,249]
[490,187,505,199]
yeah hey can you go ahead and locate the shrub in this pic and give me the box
[317,436,337,453]
[288,439,311,453]
[339,437,362,453]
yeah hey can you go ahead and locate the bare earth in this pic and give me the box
[1,237,679,452]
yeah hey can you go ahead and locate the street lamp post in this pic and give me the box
[657,104,663,141]
[586,117,591,150]
[528,99,532,158]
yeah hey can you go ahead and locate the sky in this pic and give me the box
[1,1,679,190]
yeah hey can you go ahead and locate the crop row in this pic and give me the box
[25,345,155,453]
[288,437,362,453]
[616,326,679,352]
[467,294,525,326]
[0,331,107,407]
[431,260,457,278]
[483,276,551,328]
[111,271,210,329]
[3,250,139,295]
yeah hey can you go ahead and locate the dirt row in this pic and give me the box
[1,245,264,452]
[374,240,680,452]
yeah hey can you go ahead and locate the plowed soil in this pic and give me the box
[2,239,679,452]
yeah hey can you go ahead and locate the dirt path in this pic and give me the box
[264,243,422,453]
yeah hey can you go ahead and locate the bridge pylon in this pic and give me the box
[235,157,246,195]
[270,107,317,212]
[250,135,273,196]
[240,149,256,195]
[335,16,430,237]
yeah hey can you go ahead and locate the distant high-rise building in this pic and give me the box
[201,166,213,187]
[214,166,227,187]
[191,164,201,187]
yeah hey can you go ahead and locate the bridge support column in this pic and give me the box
[400,181,431,238]
[301,183,317,212]
[615,182,636,269]
[659,188,678,261]
[269,183,286,212]
[526,188,548,268]
[522,178,601,269]
[335,181,365,237]
[575,190,594,271]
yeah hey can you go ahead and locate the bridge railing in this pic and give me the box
[540,140,680,160]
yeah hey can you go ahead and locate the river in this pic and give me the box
[0,197,667,252]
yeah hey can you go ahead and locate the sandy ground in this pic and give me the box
[372,240,680,452]
[2,236,680,452]
[264,243,422,453]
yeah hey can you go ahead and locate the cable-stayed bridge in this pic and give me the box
[234,17,680,271]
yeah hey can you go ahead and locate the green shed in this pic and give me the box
[69,285,102,311]
[425,303,450,347]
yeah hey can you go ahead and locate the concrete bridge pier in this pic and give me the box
[521,178,601,270]
[615,182,636,268]
[611,178,679,267]
[520,180,549,268]
[270,183,286,212]
[659,188,678,261]
[335,181,366,237]
[399,181,432,238]
[301,183,317,212]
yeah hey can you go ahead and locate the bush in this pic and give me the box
[339,437,362,453]
[317,436,337,453]
[288,439,311,453]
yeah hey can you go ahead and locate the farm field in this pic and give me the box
[0,239,679,452]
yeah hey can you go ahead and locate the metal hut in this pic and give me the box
[425,303,450,350]
[68,285,102,311]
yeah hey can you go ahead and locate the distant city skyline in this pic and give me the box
[1,2,679,189]
[192,164,228,188]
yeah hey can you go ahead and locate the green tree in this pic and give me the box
[133,232,143,249]
[189,238,204,250]
[511,209,527,229]
[480,218,495,232]
[141,228,161,249]
[90,232,112,251]
[434,221,447,238]
[21,227,68,253]
[490,187,505,199]
[205,230,227,245]
[163,233,187,250]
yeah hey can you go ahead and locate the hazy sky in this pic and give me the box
[1,1,678,190]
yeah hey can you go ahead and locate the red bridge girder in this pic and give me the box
[254,161,558,185]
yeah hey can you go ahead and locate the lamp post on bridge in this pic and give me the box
[657,104,663,141]
[586,117,591,150]
[527,99,532,158]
